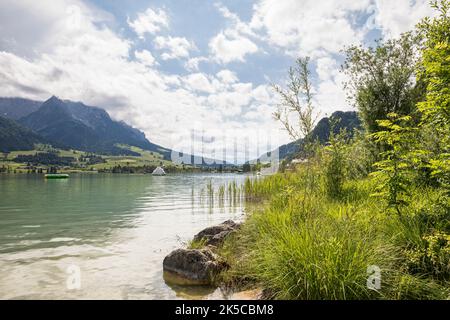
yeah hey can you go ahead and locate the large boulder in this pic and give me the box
[193,220,241,246]
[163,248,228,285]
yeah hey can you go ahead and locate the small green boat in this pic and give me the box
[45,174,69,179]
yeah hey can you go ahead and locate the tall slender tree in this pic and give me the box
[273,57,318,155]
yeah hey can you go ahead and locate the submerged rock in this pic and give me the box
[228,289,264,300]
[193,220,241,246]
[163,248,228,285]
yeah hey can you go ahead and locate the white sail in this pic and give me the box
[152,167,166,176]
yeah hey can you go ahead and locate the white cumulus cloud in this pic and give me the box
[209,4,260,64]
[128,8,169,39]
[134,50,157,67]
[209,31,258,64]
[155,36,196,60]
[249,0,370,57]
[216,70,238,84]
[370,0,436,38]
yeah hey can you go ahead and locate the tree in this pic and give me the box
[343,32,425,133]
[416,0,450,191]
[273,57,318,152]
[370,113,419,214]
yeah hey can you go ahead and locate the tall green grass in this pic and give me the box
[219,164,449,300]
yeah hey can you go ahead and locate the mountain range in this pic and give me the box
[0,96,171,157]
[0,97,42,120]
[0,115,44,151]
[0,96,362,164]
[265,111,362,161]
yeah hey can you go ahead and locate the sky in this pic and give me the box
[0,0,436,162]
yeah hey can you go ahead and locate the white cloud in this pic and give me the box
[370,0,435,38]
[216,70,238,84]
[0,0,287,160]
[252,85,272,103]
[248,0,371,57]
[244,0,434,122]
[128,7,168,39]
[182,73,215,94]
[209,4,260,64]
[314,57,349,114]
[134,50,157,67]
[0,0,116,57]
[246,0,435,58]
[316,57,339,82]
[215,3,240,23]
[154,36,196,60]
[184,56,209,71]
[209,31,258,63]
[215,3,259,39]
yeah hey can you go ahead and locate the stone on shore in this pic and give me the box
[193,220,241,247]
[163,248,228,286]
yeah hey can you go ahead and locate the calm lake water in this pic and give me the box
[0,173,249,300]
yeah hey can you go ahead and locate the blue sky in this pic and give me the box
[89,0,290,86]
[0,0,436,161]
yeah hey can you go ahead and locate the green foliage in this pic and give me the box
[346,131,378,179]
[222,171,385,299]
[343,32,425,134]
[273,57,318,157]
[0,116,43,152]
[417,0,450,192]
[404,230,450,280]
[365,0,450,212]
[221,165,449,300]
[13,152,75,166]
[323,121,349,198]
[188,238,208,250]
[370,113,418,214]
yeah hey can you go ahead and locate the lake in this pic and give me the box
[0,173,249,299]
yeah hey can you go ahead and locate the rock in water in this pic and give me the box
[163,249,228,285]
[193,220,241,246]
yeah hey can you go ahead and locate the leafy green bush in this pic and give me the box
[404,231,450,280]
[346,131,377,179]
[417,0,450,193]
[323,127,349,198]
[370,113,418,214]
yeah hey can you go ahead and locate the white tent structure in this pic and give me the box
[152,166,166,176]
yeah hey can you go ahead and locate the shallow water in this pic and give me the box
[0,173,248,300]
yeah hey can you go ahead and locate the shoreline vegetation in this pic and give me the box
[166,1,449,300]
[220,166,449,299]
[172,159,448,299]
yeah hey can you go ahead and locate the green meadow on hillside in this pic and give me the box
[0,144,178,173]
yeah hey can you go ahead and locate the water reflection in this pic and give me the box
[0,173,249,299]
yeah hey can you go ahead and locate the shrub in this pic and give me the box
[404,231,450,280]
[323,127,349,198]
